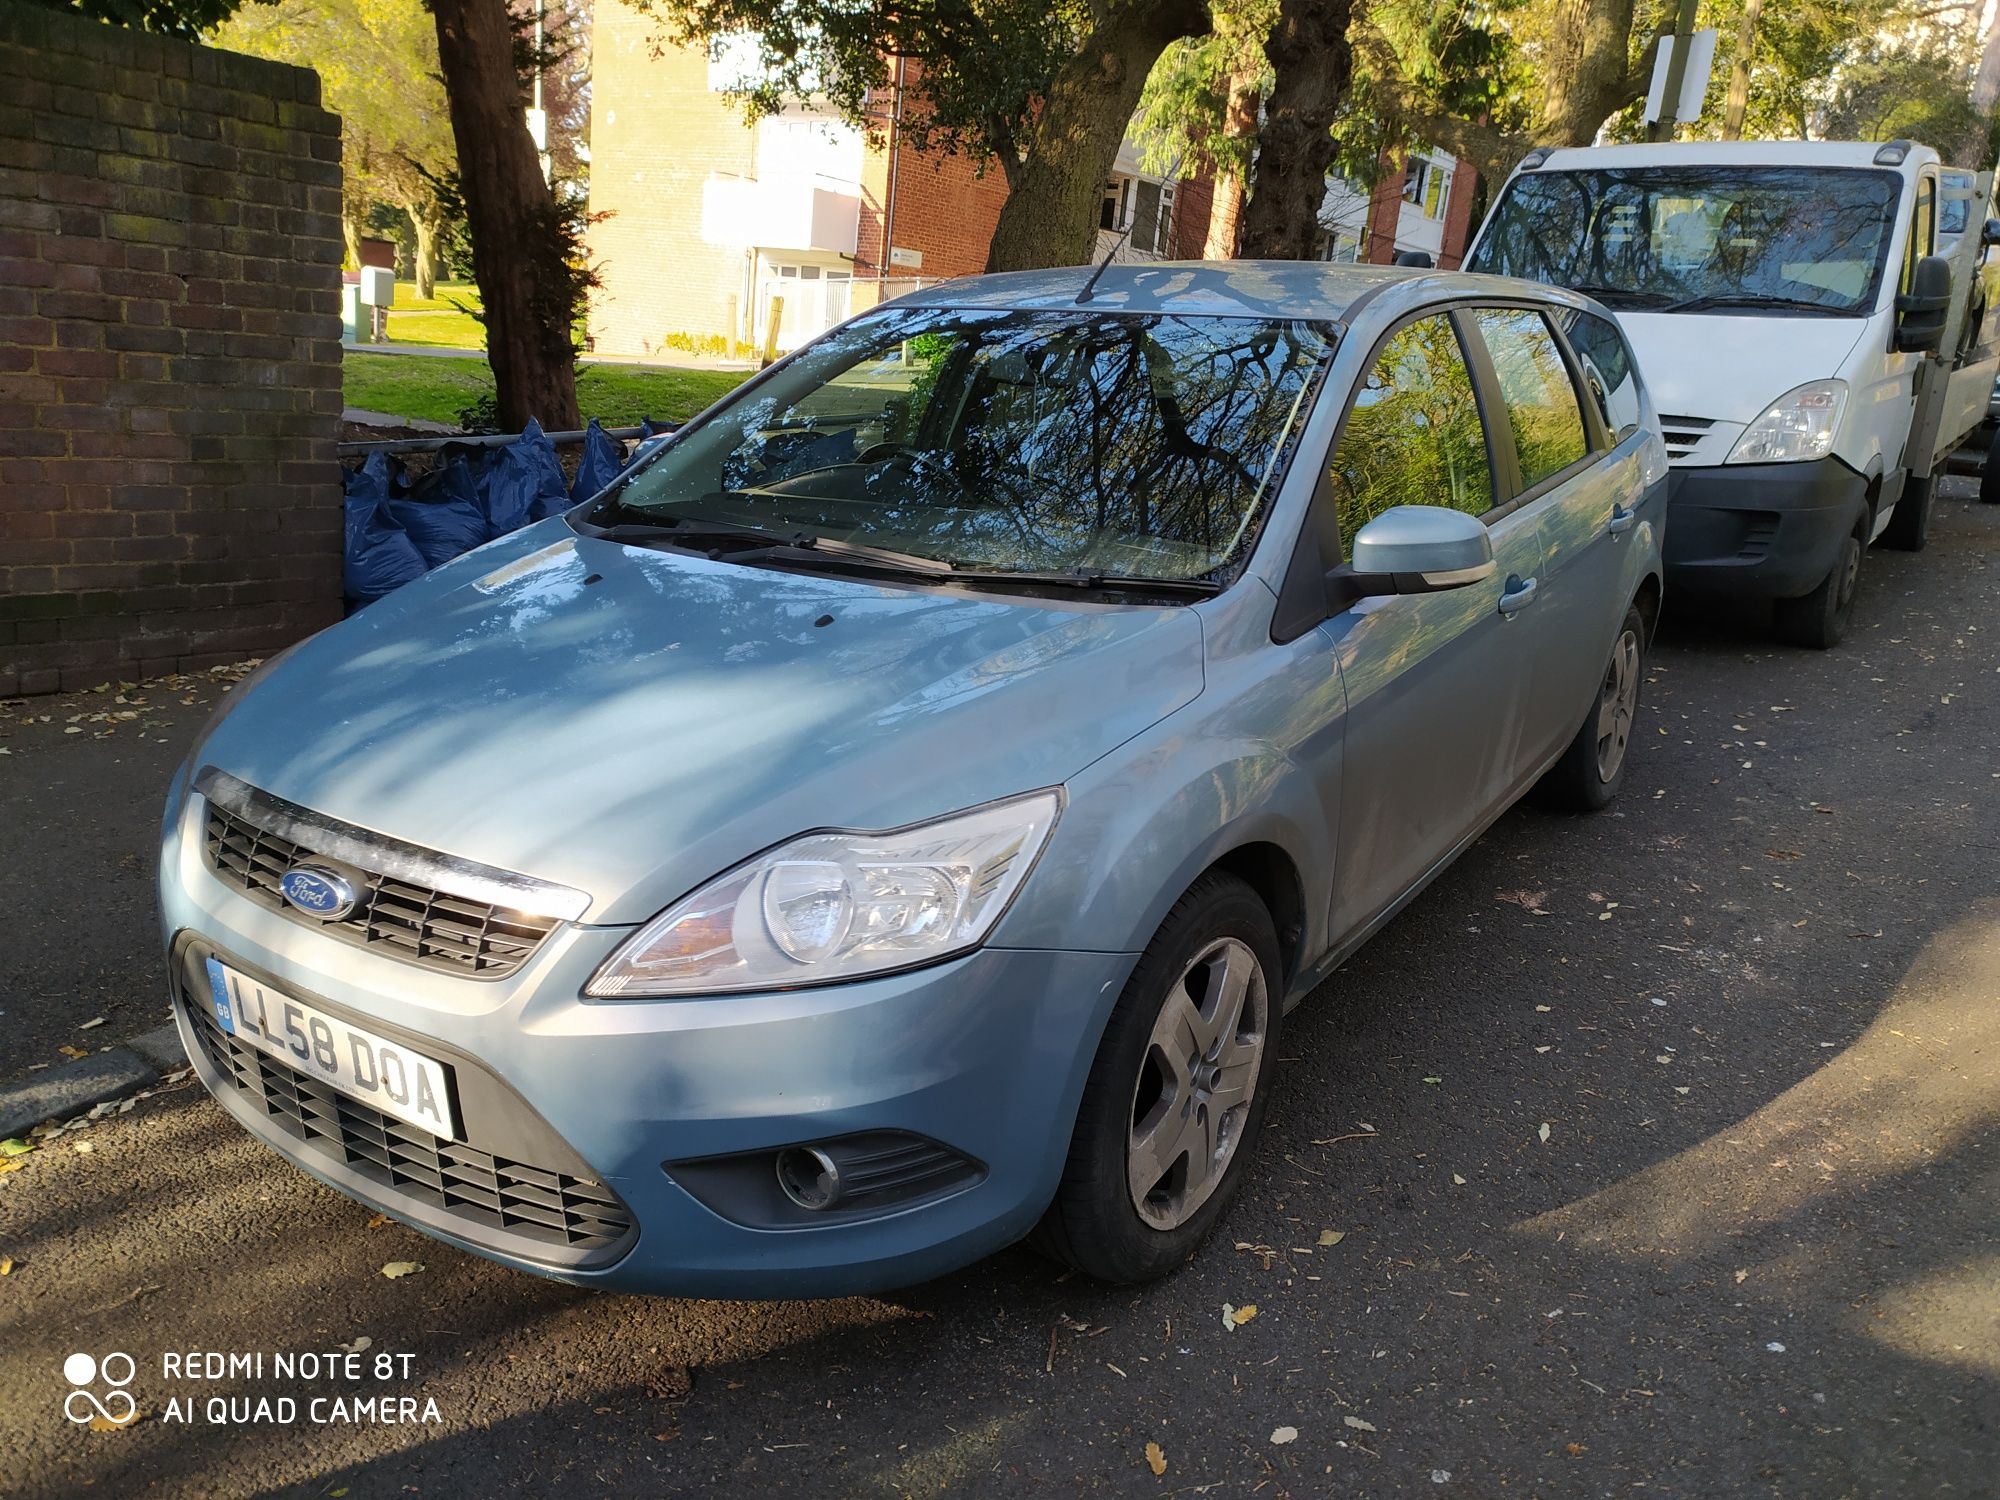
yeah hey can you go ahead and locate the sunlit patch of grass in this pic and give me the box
[343,352,749,429]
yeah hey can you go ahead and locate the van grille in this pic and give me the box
[1658,414,1716,463]
[203,803,559,978]
[184,996,634,1259]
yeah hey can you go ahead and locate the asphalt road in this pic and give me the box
[3,481,1997,1498]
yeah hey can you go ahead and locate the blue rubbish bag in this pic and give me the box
[569,417,628,501]
[483,417,571,533]
[389,456,490,568]
[343,455,428,604]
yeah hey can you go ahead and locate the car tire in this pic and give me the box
[1032,872,1282,1284]
[1772,530,1862,649]
[1535,604,1645,812]
[1983,426,2000,504]
[1880,473,1932,551]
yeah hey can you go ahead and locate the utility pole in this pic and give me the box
[1722,0,1762,140]
[1648,0,1703,143]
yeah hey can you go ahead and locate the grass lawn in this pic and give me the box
[384,279,485,350]
[344,352,750,429]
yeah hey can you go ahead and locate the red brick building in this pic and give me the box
[586,14,1213,357]
[1321,145,1480,268]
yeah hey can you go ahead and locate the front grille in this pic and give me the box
[185,997,634,1258]
[204,803,559,978]
[1658,414,1716,462]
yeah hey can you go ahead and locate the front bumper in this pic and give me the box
[161,787,1136,1299]
[1663,456,1870,600]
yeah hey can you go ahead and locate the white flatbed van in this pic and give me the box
[1466,139,1998,646]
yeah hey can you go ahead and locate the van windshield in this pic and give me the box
[1467,166,1903,316]
[609,306,1335,584]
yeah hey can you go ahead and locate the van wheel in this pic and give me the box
[1032,873,1281,1284]
[1983,427,2000,504]
[1880,473,1932,551]
[1773,532,1862,649]
[1536,605,1644,812]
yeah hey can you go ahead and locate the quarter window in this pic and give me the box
[1328,314,1493,556]
[1551,308,1642,439]
[1470,308,1590,490]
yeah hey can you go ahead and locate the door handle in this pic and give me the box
[1607,504,1637,535]
[1498,575,1539,616]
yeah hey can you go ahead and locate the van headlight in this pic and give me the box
[1726,380,1847,464]
[585,790,1063,996]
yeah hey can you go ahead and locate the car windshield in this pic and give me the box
[1467,166,1903,315]
[610,306,1336,583]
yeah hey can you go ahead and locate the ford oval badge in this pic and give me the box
[279,864,358,922]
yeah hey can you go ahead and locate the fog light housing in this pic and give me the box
[775,1146,843,1211]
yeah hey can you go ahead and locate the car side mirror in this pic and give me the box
[1344,505,1495,595]
[1895,254,1952,353]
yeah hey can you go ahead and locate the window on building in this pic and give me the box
[1100,174,1176,254]
[1401,157,1454,221]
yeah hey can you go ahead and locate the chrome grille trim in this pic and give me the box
[194,767,588,922]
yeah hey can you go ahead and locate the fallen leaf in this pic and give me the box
[1422,1076,1442,1085]
[1452,1174,1467,1186]
[0,1257,12,1275]
[1221,1302,1259,1330]
[1537,1123,1551,1143]
[0,1160,23,1176]
[380,1261,424,1279]
[1566,1442,1586,1457]
[338,1336,372,1354]
[1734,1269,1748,1284]
[365,1213,391,1229]
[1317,1230,1344,1247]
[90,1409,145,1431]
[1343,1415,1377,1433]
[0,1138,33,1158]
[1145,1441,1168,1476]
[58,1046,89,1060]
[1271,1425,1299,1445]
[72,1141,94,1155]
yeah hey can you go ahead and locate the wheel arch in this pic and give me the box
[1206,841,1308,991]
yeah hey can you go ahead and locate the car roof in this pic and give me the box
[893,261,1521,323]
[1519,139,1934,173]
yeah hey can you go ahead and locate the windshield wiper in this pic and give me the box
[1562,283,1663,308]
[1659,293,1844,315]
[599,515,956,577]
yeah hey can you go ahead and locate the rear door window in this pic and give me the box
[1469,308,1590,490]
[1328,314,1494,557]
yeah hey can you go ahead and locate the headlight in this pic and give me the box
[1726,380,1847,464]
[586,790,1063,997]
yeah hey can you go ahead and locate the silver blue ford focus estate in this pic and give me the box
[160,264,1667,1297]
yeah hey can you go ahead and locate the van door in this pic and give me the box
[1869,167,1939,521]
[1318,312,1550,946]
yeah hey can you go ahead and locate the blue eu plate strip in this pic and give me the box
[204,957,236,1034]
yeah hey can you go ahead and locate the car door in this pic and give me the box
[1318,310,1552,947]
[1464,304,1631,769]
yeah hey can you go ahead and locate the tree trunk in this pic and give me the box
[985,0,1211,273]
[1238,0,1354,260]
[1203,72,1260,259]
[341,211,361,272]
[1722,0,1761,140]
[1538,0,1652,147]
[413,209,441,300]
[1975,2,2000,113]
[428,0,579,430]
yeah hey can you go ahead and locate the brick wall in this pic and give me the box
[0,6,343,697]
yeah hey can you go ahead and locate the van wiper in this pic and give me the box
[1659,293,1843,315]
[1564,283,1661,307]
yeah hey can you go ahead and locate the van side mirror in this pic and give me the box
[1982,218,2000,248]
[1345,505,1495,595]
[1895,255,1952,353]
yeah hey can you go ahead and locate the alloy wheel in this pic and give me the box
[1126,936,1268,1230]
[1595,627,1641,782]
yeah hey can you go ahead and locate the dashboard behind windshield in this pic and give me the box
[1468,166,1903,316]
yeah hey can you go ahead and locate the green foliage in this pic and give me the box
[29,0,263,37]
[624,0,1087,176]
[1129,0,1276,180]
[1339,0,1525,187]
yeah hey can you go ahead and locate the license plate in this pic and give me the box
[204,959,459,1139]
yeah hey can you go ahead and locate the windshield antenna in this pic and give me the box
[1078,152,1184,305]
